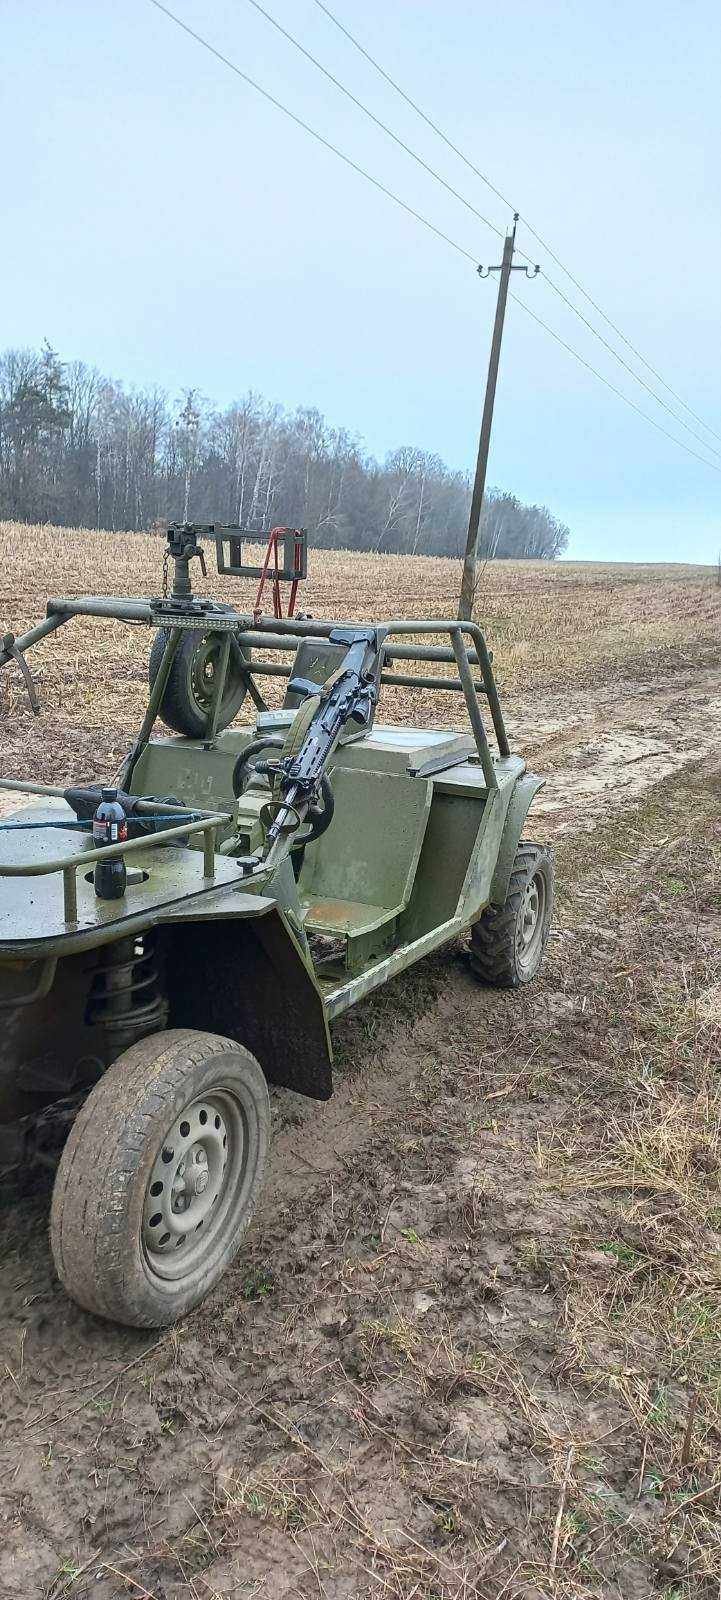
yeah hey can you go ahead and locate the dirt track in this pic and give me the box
[510,647,721,832]
[0,642,720,1598]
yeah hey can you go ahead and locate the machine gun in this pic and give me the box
[232,627,385,867]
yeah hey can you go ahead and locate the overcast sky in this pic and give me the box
[2,0,719,561]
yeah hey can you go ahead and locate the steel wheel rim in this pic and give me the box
[516,868,546,974]
[190,635,226,714]
[188,633,248,721]
[142,1089,248,1283]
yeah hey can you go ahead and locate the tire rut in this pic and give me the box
[1,657,718,1453]
[508,662,721,834]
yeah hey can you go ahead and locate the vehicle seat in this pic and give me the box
[283,638,348,709]
[298,769,432,953]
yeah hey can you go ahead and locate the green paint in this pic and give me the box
[0,583,545,1125]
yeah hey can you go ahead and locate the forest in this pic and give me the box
[0,342,569,559]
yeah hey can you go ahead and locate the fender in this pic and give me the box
[161,903,334,1101]
[489,773,545,906]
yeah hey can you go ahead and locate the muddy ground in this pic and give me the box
[0,640,720,1599]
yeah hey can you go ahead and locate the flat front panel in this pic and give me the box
[0,802,246,947]
[399,793,484,942]
[333,725,473,776]
[132,733,252,813]
[131,724,476,805]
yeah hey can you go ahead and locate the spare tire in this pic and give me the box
[149,629,250,739]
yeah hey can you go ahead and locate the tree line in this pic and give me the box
[0,342,569,559]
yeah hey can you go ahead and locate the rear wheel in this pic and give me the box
[149,629,250,738]
[470,842,553,988]
[50,1029,270,1327]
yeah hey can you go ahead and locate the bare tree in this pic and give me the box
[0,340,571,561]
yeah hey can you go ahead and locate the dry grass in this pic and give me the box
[0,520,719,736]
[12,768,720,1600]
[548,779,721,1593]
[2,522,721,1600]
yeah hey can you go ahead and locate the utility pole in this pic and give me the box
[458,215,539,619]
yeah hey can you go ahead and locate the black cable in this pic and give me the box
[311,0,514,215]
[518,226,721,448]
[510,289,721,475]
[248,0,721,459]
[244,0,504,244]
[146,0,478,266]
[144,0,721,477]
[538,273,721,462]
[311,0,721,449]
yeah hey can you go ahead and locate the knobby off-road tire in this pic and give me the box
[149,629,250,739]
[50,1029,270,1328]
[470,842,553,988]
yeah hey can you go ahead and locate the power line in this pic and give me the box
[247,0,721,461]
[310,0,514,216]
[516,224,721,448]
[144,0,721,478]
[145,0,478,266]
[244,0,504,244]
[538,272,721,462]
[311,0,721,449]
[510,288,721,475]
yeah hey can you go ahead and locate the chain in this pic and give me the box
[162,545,169,599]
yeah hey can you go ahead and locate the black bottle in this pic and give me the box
[93,788,128,900]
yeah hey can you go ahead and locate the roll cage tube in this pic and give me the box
[3,599,508,786]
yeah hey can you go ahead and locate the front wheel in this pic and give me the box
[50,1029,270,1328]
[470,842,553,988]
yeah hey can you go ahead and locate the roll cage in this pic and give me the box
[0,526,510,921]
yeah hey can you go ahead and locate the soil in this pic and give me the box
[0,641,720,1599]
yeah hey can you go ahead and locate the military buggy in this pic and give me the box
[0,525,553,1326]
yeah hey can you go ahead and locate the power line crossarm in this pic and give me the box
[310,0,721,449]
[144,0,721,479]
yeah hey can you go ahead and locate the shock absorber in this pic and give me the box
[87,934,167,1049]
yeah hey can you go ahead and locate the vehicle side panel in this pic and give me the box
[398,793,483,941]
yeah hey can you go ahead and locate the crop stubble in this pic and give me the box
[0,523,719,1598]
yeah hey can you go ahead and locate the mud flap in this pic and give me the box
[161,906,334,1101]
[489,774,545,907]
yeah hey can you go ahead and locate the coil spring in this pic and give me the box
[86,933,167,1043]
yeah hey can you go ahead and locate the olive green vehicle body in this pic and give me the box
[0,602,542,1136]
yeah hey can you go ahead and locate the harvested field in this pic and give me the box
[0,522,720,1599]
[0,521,718,731]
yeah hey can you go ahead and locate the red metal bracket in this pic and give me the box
[253,527,306,623]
